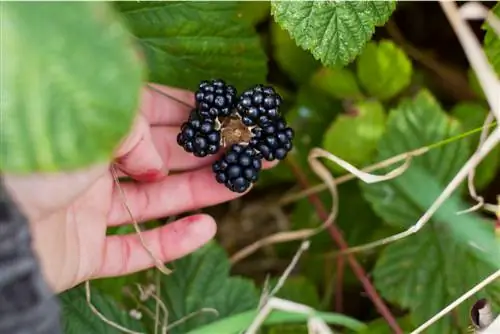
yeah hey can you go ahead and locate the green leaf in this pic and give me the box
[187,308,367,334]
[322,100,386,174]
[356,40,413,100]
[450,102,500,190]
[147,241,259,333]
[483,3,500,75]
[360,90,500,333]
[311,67,364,100]
[358,315,415,333]
[270,21,321,85]
[117,2,267,92]
[270,1,397,67]
[2,2,143,173]
[59,284,146,334]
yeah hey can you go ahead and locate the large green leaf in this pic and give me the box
[356,40,413,100]
[322,100,387,174]
[270,1,397,67]
[483,3,500,75]
[116,1,267,92]
[450,102,500,190]
[360,90,500,333]
[145,241,259,333]
[59,284,146,334]
[2,2,143,173]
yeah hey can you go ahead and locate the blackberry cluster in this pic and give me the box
[177,78,294,193]
[212,144,262,193]
[195,79,237,119]
[176,109,221,157]
[236,84,282,126]
[249,117,294,161]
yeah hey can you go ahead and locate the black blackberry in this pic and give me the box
[249,117,294,161]
[177,109,221,157]
[212,144,262,193]
[195,79,237,119]
[236,84,282,126]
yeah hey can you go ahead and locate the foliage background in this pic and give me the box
[4,1,500,333]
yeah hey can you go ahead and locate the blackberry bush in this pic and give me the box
[178,79,294,193]
[177,109,222,157]
[212,144,262,193]
[195,79,237,119]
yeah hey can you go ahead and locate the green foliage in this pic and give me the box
[483,2,500,75]
[358,315,415,333]
[356,40,413,100]
[10,2,500,334]
[60,284,146,333]
[361,91,500,333]
[116,1,267,92]
[311,67,364,100]
[323,100,387,174]
[450,102,500,190]
[143,241,259,333]
[1,2,143,173]
[270,1,397,67]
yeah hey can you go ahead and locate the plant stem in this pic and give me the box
[286,158,403,334]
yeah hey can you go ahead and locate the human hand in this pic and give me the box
[4,84,276,293]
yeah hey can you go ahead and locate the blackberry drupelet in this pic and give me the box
[236,84,282,126]
[249,116,294,161]
[177,109,221,157]
[195,79,237,119]
[212,144,262,193]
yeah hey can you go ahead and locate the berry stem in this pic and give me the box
[286,157,403,334]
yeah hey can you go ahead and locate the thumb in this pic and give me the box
[114,115,167,182]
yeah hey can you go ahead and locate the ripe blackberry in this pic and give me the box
[195,79,237,119]
[236,84,282,126]
[212,144,262,193]
[249,117,294,161]
[177,109,221,157]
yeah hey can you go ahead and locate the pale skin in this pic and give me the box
[4,83,276,293]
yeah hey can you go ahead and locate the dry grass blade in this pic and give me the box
[110,165,173,275]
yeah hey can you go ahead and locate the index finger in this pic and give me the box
[141,83,196,126]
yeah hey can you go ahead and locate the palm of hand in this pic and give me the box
[5,84,276,293]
